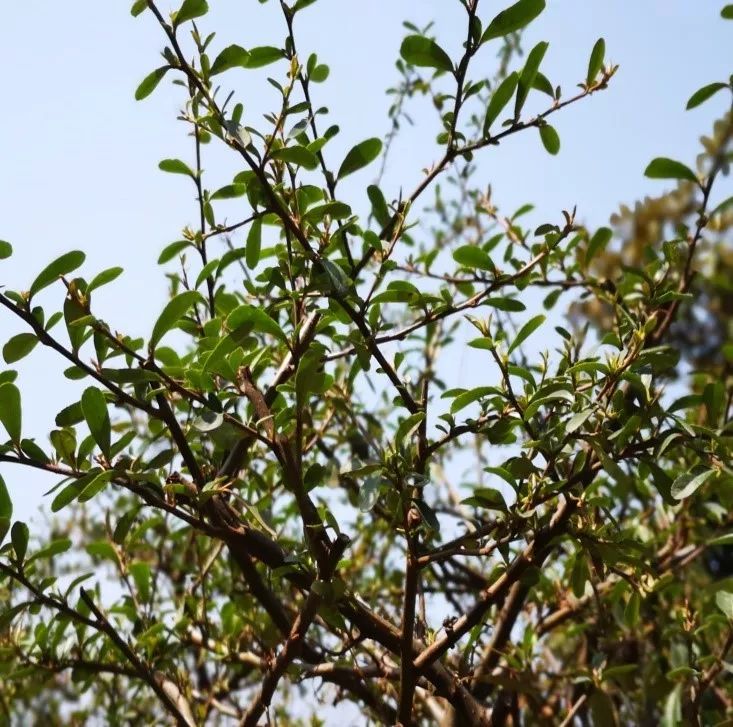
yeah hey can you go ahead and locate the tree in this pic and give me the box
[1,0,732,724]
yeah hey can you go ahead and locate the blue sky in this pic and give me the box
[1,1,730,518]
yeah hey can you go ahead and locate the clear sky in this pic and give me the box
[0,1,730,525]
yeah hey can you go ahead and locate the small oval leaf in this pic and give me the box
[337,138,382,180]
[0,383,22,444]
[246,218,262,269]
[586,38,605,85]
[149,291,202,351]
[482,0,546,43]
[399,35,454,73]
[539,124,560,155]
[644,157,698,184]
[3,333,39,364]
[81,387,111,459]
[159,158,195,176]
[135,66,169,101]
[30,250,86,297]
[686,82,728,110]
[484,72,519,135]
[173,0,208,27]
[507,314,546,356]
[210,44,250,75]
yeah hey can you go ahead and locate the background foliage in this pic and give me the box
[1,1,733,725]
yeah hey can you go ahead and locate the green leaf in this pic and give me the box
[27,537,71,564]
[624,591,641,628]
[130,0,147,16]
[227,304,287,343]
[484,72,519,135]
[158,240,190,264]
[271,146,319,170]
[566,408,593,434]
[243,46,285,68]
[159,158,195,177]
[671,467,714,500]
[129,562,151,601]
[358,477,381,512]
[30,250,85,297]
[464,486,508,512]
[173,0,208,27]
[135,66,169,101]
[399,35,453,73]
[539,124,560,155]
[507,314,545,356]
[211,184,247,200]
[87,267,123,293]
[722,5,733,19]
[586,38,605,85]
[0,240,12,259]
[81,387,111,459]
[246,218,262,269]
[295,351,331,402]
[337,138,382,179]
[11,521,28,562]
[367,185,390,227]
[149,290,202,351]
[310,64,329,82]
[716,590,733,619]
[586,226,612,265]
[395,411,426,445]
[412,499,440,532]
[306,201,352,224]
[86,541,117,562]
[114,508,140,544]
[532,71,554,97]
[0,476,13,519]
[210,44,250,75]
[484,297,526,312]
[644,157,698,184]
[293,0,317,11]
[55,401,84,427]
[0,475,11,545]
[50,428,77,465]
[451,387,498,414]
[77,470,114,503]
[0,383,21,444]
[3,333,38,364]
[686,82,728,110]
[51,470,99,513]
[482,0,545,43]
[453,245,494,271]
[514,41,549,118]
